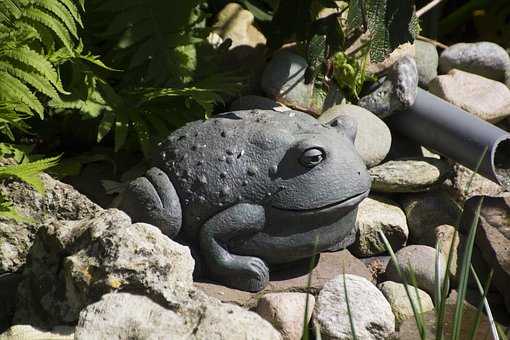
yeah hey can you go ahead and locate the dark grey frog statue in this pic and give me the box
[116,109,371,292]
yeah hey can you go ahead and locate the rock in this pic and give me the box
[419,225,462,282]
[461,196,510,312]
[230,95,281,111]
[393,303,493,339]
[0,273,21,332]
[369,158,451,193]
[400,191,462,242]
[439,41,510,82]
[75,292,281,340]
[358,56,418,118]
[0,325,74,340]
[256,292,314,340]
[378,281,434,326]
[349,196,408,257]
[366,43,416,75]
[0,173,101,273]
[14,209,195,327]
[261,50,316,113]
[319,104,392,168]
[451,163,504,202]
[428,69,510,122]
[415,41,438,87]
[361,256,390,283]
[384,245,447,298]
[212,3,266,60]
[314,274,395,340]
[196,250,373,307]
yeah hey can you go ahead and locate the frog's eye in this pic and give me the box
[299,147,325,168]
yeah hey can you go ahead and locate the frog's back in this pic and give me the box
[152,109,318,238]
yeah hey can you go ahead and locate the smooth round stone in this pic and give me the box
[319,104,391,168]
[400,191,462,242]
[378,280,434,326]
[350,196,408,257]
[314,274,395,340]
[439,41,510,82]
[256,292,314,340]
[369,158,451,193]
[415,41,438,88]
[261,50,314,111]
[384,245,447,298]
[428,69,510,123]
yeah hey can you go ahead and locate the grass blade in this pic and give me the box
[469,266,498,340]
[343,272,357,340]
[452,197,484,340]
[378,230,426,339]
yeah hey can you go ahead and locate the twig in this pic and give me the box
[416,0,444,18]
[417,35,448,49]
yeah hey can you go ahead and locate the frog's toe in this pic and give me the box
[115,167,182,238]
[225,256,269,292]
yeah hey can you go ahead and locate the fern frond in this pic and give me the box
[0,71,44,117]
[35,0,79,39]
[0,155,60,192]
[22,7,74,51]
[0,61,60,100]
[59,0,83,27]
[3,46,65,93]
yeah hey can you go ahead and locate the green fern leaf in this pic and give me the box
[0,71,43,117]
[0,155,60,193]
[3,46,66,93]
[22,7,74,52]
[58,0,83,27]
[35,0,79,39]
[0,61,59,100]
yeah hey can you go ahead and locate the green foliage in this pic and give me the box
[347,0,420,63]
[332,51,374,100]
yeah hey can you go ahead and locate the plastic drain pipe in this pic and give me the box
[389,88,510,189]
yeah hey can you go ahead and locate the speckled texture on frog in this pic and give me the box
[116,109,371,292]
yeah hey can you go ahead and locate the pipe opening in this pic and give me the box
[494,138,510,189]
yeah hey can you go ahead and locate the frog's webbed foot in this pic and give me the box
[115,167,182,238]
[199,203,269,292]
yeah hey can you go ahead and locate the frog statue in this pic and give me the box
[115,109,371,292]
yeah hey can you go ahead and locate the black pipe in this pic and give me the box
[389,88,510,189]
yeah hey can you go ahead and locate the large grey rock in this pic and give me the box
[378,281,434,326]
[0,325,74,340]
[261,50,315,112]
[439,42,510,82]
[429,69,510,122]
[400,191,461,242]
[256,292,314,340]
[319,104,391,168]
[0,173,101,273]
[75,292,281,340]
[358,56,418,118]
[0,273,21,332]
[314,274,395,340]
[415,41,438,87]
[451,163,504,202]
[369,158,451,193]
[350,196,408,257]
[461,196,510,312]
[14,209,195,327]
[384,245,447,298]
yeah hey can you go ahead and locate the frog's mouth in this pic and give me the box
[271,189,369,214]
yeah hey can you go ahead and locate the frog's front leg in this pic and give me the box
[200,203,269,292]
[115,167,182,238]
